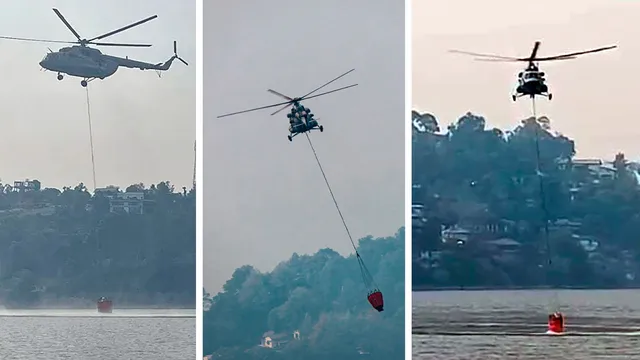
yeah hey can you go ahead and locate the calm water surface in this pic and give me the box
[413,290,640,359]
[0,309,195,359]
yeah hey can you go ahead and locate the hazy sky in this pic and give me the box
[414,0,638,160]
[205,0,405,292]
[0,1,194,190]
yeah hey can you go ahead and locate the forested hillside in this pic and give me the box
[0,180,195,307]
[413,110,640,289]
[204,229,404,359]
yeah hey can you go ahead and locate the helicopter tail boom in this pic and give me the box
[107,41,188,71]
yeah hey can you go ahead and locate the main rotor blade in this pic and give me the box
[270,103,291,116]
[532,45,617,61]
[88,15,158,42]
[52,8,81,41]
[529,41,541,60]
[301,84,358,101]
[300,68,355,100]
[0,35,75,44]
[474,56,577,62]
[217,100,293,118]
[526,56,578,62]
[92,42,152,47]
[449,50,520,61]
[473,58,527,62]
[267,89,293,101]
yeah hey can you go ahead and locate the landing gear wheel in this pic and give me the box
[287,135,292,142]
[57,74,63,81]
[511,95,516,102]
[548,93,553,100]
[81,80,88,87]
[319,125,324,132]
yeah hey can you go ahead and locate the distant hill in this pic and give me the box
[0,180,195,308]
[203,229,404,359]
[413,110,640,289]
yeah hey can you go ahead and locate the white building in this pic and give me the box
[94,186,145,214]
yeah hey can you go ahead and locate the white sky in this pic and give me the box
[414,0,638,160]
[0,1,194,190]
[204,0,405,292]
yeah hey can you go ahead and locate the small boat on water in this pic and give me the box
[97,297,113,313]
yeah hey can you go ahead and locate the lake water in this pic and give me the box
[413,290,640,359]
[0,309,195,359]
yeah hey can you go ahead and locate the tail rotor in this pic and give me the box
[173,41,188,66]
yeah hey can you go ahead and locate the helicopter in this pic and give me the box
[449,41,617,101]
[0,8,188,87]
[218,69,358,142]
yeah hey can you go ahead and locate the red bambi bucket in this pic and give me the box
[367,290,384,312]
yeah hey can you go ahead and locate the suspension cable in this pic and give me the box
[305,133,357,252]
[531,97,558,310]
[86,86,97,191]
[304,133,378,289]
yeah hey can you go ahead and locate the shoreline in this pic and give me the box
[412,285,640,292]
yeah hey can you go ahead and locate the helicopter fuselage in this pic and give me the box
[39,45,179,84]
[289,117,320,133]
[516,78,549,96]
[513,69,551,100]
[287,103,323,141]
[39,47,119,79]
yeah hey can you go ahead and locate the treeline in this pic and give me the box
[203,229,404,359]
[0,180,195,307]
[413,110,640,288]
